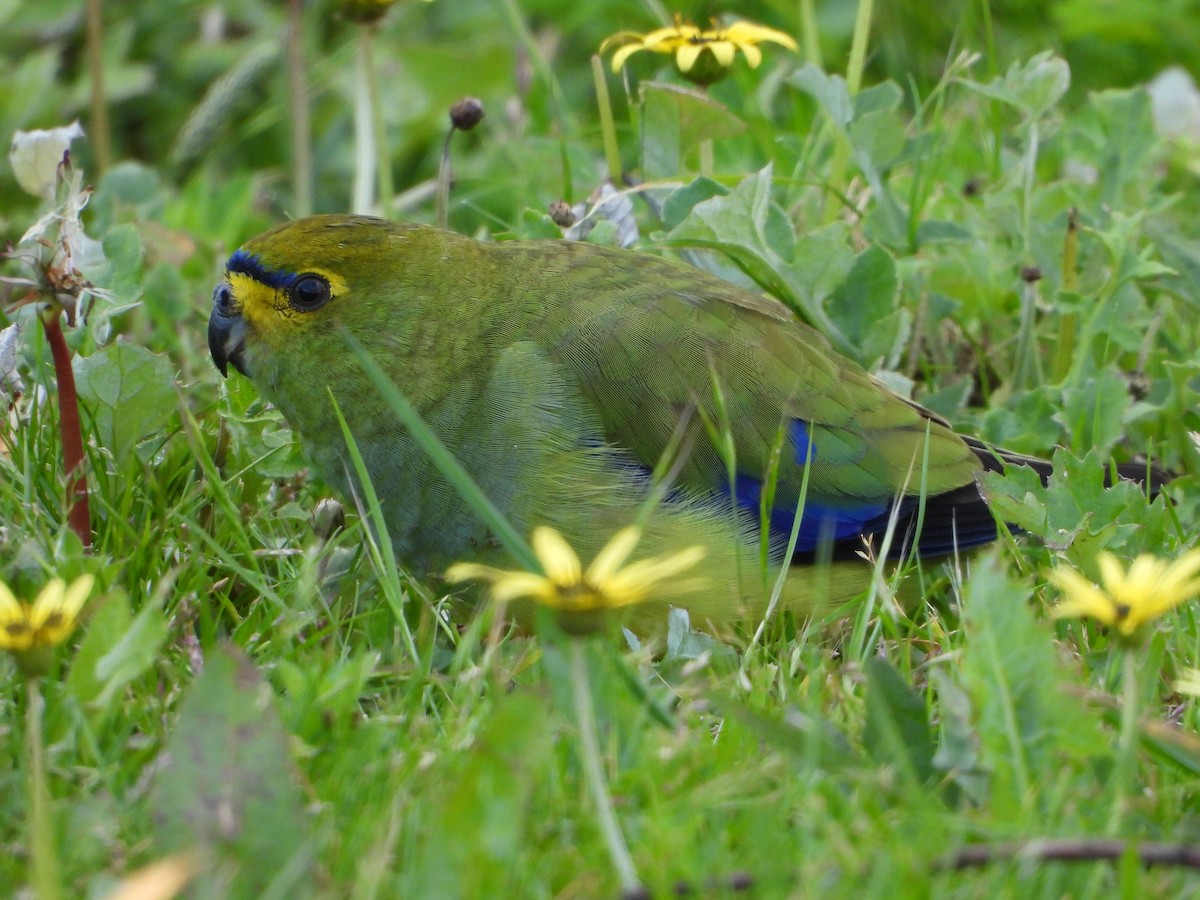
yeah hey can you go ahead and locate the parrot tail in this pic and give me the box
[804,439,1169,565]
[961,436,1170,494]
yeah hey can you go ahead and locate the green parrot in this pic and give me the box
[204,215,1068,629]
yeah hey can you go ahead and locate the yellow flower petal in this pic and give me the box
[27,579,65,632]
[1149,549,1200,609]
[721,22,799,51]
[604,546,709,605]
[735,41,764,69]
[445,562,509,584]
[610,43,647,73]
[642,25,695,49]
[673,43,705,74]
[532,526,582,585]
[0,579,18,612]
[1048,567,1115,624]
[490,572,561,604]
[59,574,95,621]
[1097,552,1130,596]
[585,526,642,586]
[599,31,652,53]
[705,40,738,69]
[1049,549,1200,641]
[0,604,33,651]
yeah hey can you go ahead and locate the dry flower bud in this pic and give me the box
[548,200,576,228]
[450,97,485,131]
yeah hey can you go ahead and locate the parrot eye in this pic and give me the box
[288,274,332,312]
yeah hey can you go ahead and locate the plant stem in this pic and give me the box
[978,0,1002,178]
[436,130,452,230]
[699,139,714,177]
[568,640,641,896]
[845,0,874,96]
[352,29,376,214]
[28,679,61,900]
[1109,648,1140,833]
[84,0,112,173]
[1052,208,1080,383]
[285,0,313,218]
[823,0,873,223]
[591,55,623,184]
[41,310,90,547]
[799,0,822,68]
[365,26,394,216]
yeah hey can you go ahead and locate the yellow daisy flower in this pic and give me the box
[1047,550,1200,640]
[447,526,706,632]
[0,574,94,676]
[0,575,94,652]
[601,16,797,86]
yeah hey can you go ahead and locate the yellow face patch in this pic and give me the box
[226,266,348,346]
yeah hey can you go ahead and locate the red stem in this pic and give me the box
[41,312,91,547]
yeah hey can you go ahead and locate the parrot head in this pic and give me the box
[208,215,420,380]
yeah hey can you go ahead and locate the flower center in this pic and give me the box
[558,583,607,611]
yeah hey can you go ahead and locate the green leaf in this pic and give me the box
[664,606,728,663]
[90,597,167,710]
[789,221,855,317]
[929,669,988,805]
[66,589,133,710]
[788,64,852,130]
[863,657,936,786]
[959,555,1103,807]
[848,109,906,172]
[707,688,857,767]
[980,465,1049,535]
[660,176,728,231]
[519,209,565,239]
[826,244,900,363]
[1148,225,1200,310]
[407,693,551,897]
[853,81,903,118]
[961,52,1071,118]
[916,220,973,245]
[1056,369,1132,456]
[97,223,145,306]
[151,645,310,898]
[667,169,853,353]
[73,341,176,466]
[1085,89,1158,206]
[639,81,746,179]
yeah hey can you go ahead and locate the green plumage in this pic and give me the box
[209,215,992,630]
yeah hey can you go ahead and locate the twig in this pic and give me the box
[937,839,1200,871]
[41,310,91,547]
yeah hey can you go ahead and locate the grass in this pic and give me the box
[3,1,1200,897]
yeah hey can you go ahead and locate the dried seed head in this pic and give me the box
[548,200,576,228]
[449,97,485,131]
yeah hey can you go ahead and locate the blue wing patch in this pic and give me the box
[790,419,816,463]
[722,472,891,553]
